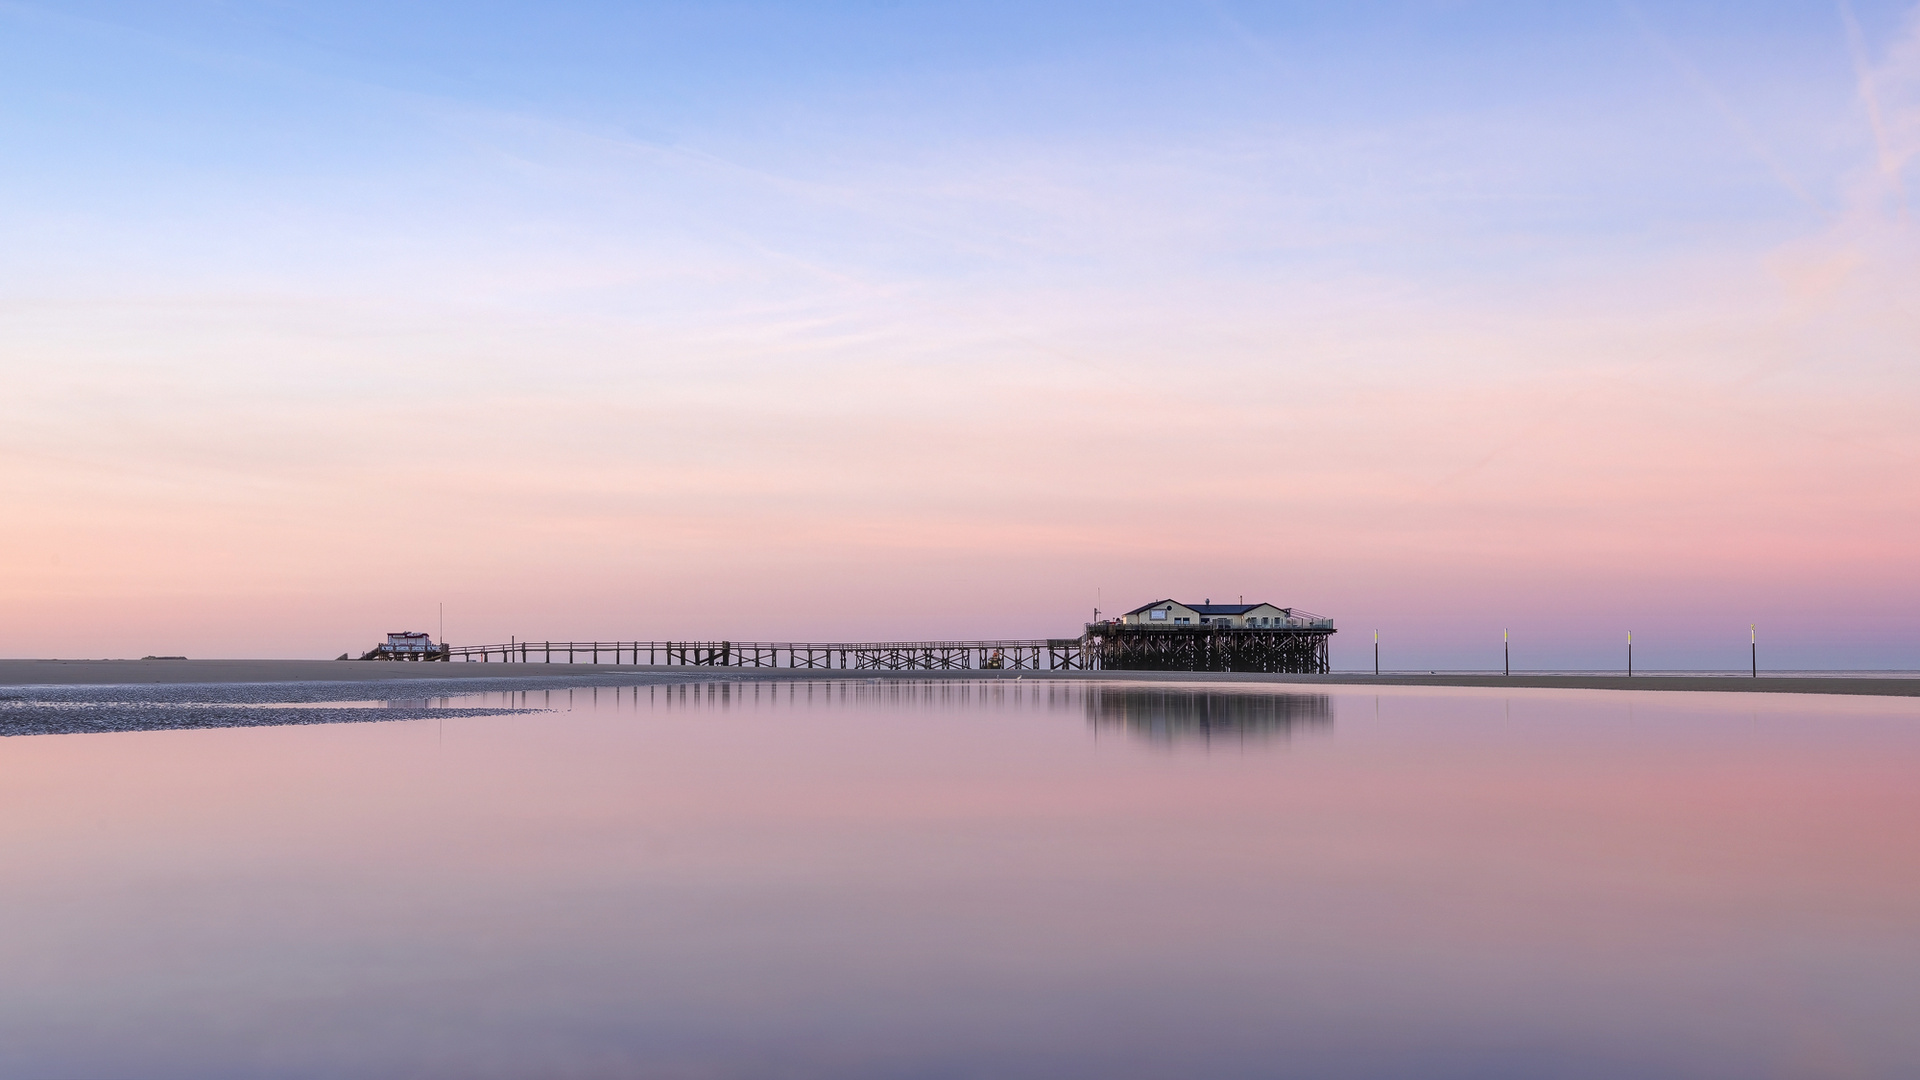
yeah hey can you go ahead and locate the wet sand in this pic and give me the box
[2,659,1917,697]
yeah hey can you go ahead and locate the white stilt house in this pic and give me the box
[1120,599,1332,629]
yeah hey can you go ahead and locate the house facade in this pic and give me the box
[1119,599,1328,630]
[384,631,438,653]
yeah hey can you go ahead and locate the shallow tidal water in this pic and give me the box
[1,679,1917,1079]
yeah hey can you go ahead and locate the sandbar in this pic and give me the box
[1,659,1916,697]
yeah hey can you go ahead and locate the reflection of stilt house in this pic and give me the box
[1088,598,1334,673]
[1085,687,1332,743]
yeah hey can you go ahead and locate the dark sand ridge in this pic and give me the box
[3,659,1918,697]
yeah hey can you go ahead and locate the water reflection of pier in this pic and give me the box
[419,681,1334,749]
[1085,688,1332,746]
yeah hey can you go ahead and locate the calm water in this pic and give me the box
[2,680,1917,1079]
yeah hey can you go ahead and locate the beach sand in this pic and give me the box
[1,659,1916,697]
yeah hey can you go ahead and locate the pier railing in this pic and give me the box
[444,639,1095,671]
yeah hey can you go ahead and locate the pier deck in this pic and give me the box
[446,639,1095,671]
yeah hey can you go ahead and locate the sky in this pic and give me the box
[1,0,1917,669]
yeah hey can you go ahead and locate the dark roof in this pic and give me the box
[1123,600,1285,617]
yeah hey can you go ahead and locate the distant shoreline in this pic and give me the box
[3,659,1918,698]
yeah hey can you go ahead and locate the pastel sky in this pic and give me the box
[2,1,1917,669]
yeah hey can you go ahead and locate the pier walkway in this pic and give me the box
[446,640,1094,671]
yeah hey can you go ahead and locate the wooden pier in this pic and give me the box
[440,625,1333,674]
[446,639,1094,671]
[1083,624,1332,674]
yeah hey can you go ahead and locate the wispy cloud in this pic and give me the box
[1621,1,1829,218]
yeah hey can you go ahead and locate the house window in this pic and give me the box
[1149,609,1167,621]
